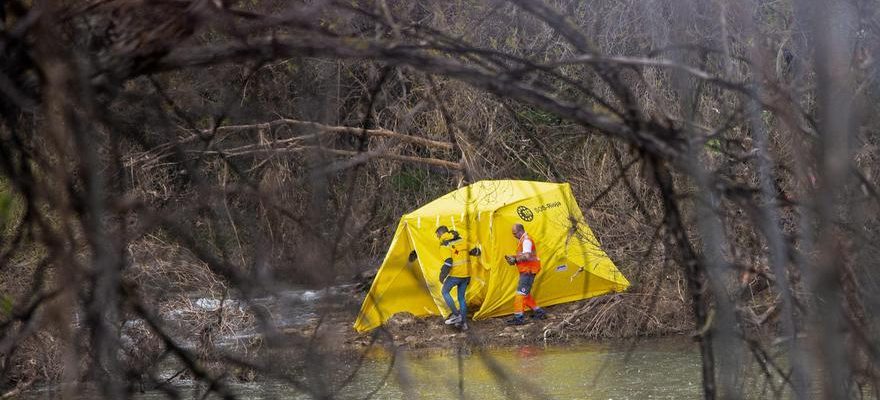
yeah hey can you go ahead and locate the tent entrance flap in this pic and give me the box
[353,222,441,332]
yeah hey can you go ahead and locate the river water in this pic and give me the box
[330,338,705,400]
[15,286,796,399]
[23,338,712,399]
[22,286,800,399]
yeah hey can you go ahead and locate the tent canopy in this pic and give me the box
[354,180,629,332]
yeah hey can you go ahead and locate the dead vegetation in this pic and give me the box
[1,0,880,399]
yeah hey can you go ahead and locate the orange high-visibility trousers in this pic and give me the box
[514,294,539,313]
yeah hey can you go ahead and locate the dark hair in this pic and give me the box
[435,225,449,235]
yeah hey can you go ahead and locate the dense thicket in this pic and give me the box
[1,0,880,398]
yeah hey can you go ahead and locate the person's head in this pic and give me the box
[435,225,449,239]
[512,223,525,239]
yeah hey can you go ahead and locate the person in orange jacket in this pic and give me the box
[504,223,547,325]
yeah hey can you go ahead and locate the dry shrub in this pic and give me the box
[0,253,42,308]
[543,286,693,341]
[118,317,164,379]
[2,328,64,388]
[158,295,259,356]
[124,236,261,376]
[126,237,226,300]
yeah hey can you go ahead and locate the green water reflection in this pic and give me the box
[208,338,700,399]
[356,338,703,400]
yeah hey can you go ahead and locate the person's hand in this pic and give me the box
[504,255,516,265]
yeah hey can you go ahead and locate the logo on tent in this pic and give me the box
[517,205,534,222]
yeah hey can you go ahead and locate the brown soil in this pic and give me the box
[302,292,675,357]
[345,311,562,351]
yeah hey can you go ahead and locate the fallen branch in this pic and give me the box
[214,119,454,150]
[159,145,462,171]
[126,119,454,168]
[0,379,34,399]
[315,147,462,171]
[542,294,623,340]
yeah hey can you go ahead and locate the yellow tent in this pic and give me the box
[354,180,629,332]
